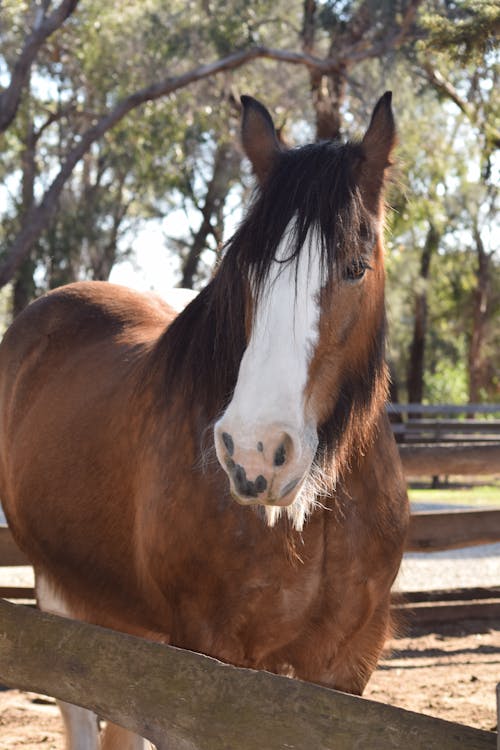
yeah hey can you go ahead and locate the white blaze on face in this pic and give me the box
[231,224,323,435]
[215,221,326,529]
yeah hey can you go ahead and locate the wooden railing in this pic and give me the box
[389,404,500,442]
[388,403,500,476]
[0,598,496,749]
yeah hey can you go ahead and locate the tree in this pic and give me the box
[1,0,431,299]
[301,0,424,140]
[416,0,500,402]
[0,1,301,292]
[0,0,79,132]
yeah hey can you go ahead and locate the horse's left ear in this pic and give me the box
[359,91,396,207]
[241,95,282,184]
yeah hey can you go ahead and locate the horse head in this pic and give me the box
[214,94,396,529]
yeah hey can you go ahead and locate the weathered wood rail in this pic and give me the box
[388,403,500,420]
[0,598,496,749]
[407,508,500,551]
[399,442,500,476]
[388,403,500,476]
[391,419,500,444]
[0,525,29,566]
[393,586,500,625]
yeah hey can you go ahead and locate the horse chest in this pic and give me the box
[151,507,336,665]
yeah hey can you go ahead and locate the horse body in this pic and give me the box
[0,94,409,748]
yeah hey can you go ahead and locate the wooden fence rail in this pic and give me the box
[398,443,500,476]
[387,403,500,416]
[406,508,500,552]
[387,403,500,476]
[0,525,29,566]
[0,598,496,750]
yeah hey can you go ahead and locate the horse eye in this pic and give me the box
[344,259,372,282]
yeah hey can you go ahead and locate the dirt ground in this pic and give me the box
[0,621,498,748]
[365,620,499,733]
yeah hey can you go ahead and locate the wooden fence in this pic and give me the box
[407,508,500,551]
[0,598,496,749]
[398,442,500,476]
[389,403,500,476]
[396,507,500,624]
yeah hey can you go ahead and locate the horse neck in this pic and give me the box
[316,340,389,482]
[147,276,246,449]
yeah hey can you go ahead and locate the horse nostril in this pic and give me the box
[273,433,294,467]
[222,432,234,456]
[254,475,267,493]
[274,442,286,467]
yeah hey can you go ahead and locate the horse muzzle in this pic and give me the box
[214,420,317,507]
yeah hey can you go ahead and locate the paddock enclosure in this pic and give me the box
[0,96,498,746]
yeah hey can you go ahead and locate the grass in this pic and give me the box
[408,482,500,507]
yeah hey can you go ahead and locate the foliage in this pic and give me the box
[419,0,500,62]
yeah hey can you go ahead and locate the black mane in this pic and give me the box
[226,140,371,299]
[153,139,384,459]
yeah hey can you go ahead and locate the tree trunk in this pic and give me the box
[406,222,440,404]
[0,0,79,133]
[468,223,490,404]
[180,142,241,289]
[301,0,344,141]
[12,258,36,318]
[309,69,345,141]
[12,102,37,317]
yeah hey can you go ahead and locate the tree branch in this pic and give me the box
[0,44,350,288]
[5,20,440,288]
[0,0,80,132]
[421,58,500,151]
[421,60,475,120]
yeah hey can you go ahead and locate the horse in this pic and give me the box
[0,93,409,749]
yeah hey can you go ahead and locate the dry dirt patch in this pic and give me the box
[365,620,499,732]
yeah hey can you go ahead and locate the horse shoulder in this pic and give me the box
[0,282,175,598]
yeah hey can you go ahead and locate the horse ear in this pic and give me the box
[240,95,281,184]
[359,91,396,208]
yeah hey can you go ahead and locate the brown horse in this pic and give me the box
[0,94,408,749]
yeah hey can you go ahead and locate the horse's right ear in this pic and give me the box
[241,96,281,184]
[359,91,396,209]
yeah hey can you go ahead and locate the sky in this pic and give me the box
[109,217,183,295]
[109,184,244,295]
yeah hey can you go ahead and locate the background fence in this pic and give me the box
[389,403,500,477]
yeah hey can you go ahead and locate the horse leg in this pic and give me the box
[35,573,100,750]
[101,722,154,750]
[58,701,100,750]
[329,603,393,695]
